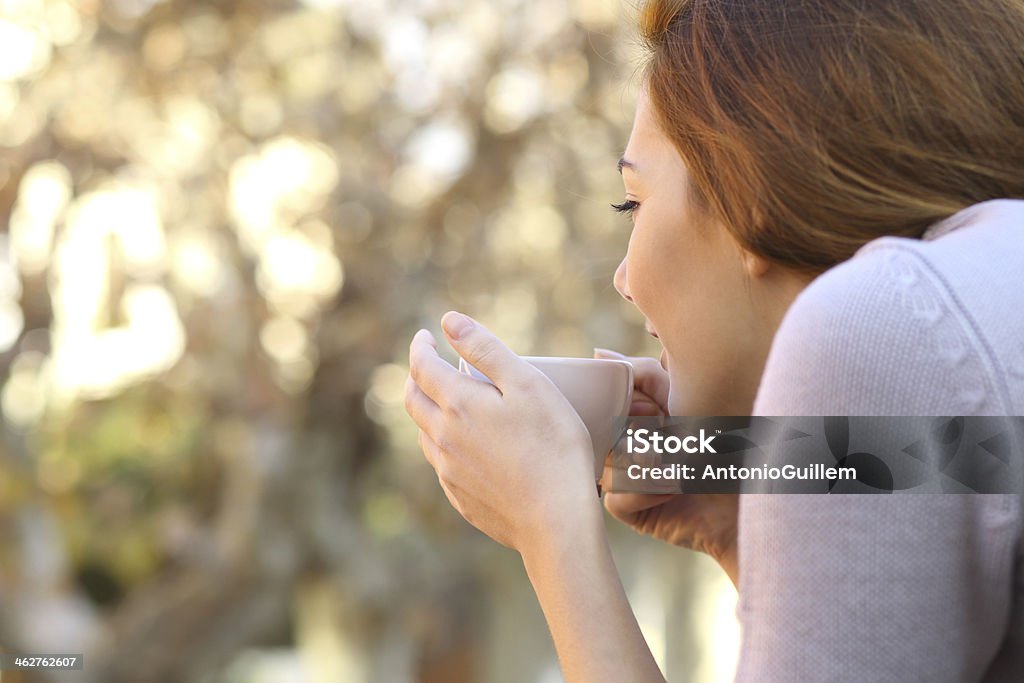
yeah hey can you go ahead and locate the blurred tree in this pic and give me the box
[0,1,736,682]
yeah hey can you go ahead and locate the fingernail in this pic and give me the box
[594,347,623,358]
[442,311,474,340]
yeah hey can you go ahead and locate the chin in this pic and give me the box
[667,375,716,416]
[666,382,684,417]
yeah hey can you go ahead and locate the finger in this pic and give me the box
[601,448,672,492]
[626,356,670,406]
[409,328,488,409]
[603,491,675,520]
[594,347,661,414]
[594,348,667,396]
[441,311,528,393]
[438,476,464,516]
[405,373,442,440]
[417,428,440,469]
[594,348,670,414]
[418,431,463,522]
[419,429,466,515]
[630,396,665,417]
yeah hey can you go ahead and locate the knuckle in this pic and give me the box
[403,378,416,411]
[434,430,454,457]
[635,357,661,375]
[510,376,535,395]
[516,368,546,393]
[435,460,454,488]
[443,393,465,418]
[408,360,423,385]
[469,341,496,368]
[417,432,435,465]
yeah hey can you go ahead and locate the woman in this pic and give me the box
[405,1,1024,680]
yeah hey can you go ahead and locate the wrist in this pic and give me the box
[519,482,606,567]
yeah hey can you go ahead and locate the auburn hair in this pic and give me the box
[636,0,1024,273]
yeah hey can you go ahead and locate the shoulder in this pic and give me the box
[753,238,1001,416]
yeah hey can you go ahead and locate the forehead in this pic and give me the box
[622,91,680,175]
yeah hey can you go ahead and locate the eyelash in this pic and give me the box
[610,199,640,218]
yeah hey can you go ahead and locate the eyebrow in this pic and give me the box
[617,157,636,174]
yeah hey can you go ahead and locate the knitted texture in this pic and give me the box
[735,200,1024,682]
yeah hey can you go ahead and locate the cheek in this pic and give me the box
[625,218,679,317]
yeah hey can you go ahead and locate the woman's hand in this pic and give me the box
[593,348,740,587]
[405,312,603,556]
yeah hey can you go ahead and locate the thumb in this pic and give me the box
[441,311,524,391]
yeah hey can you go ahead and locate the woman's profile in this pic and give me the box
[405,0,1024,680]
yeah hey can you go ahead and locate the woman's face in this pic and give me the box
[613,90,809,415]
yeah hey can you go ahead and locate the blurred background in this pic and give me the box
[0,0,738,680]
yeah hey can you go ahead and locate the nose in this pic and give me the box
[613,256,633,303]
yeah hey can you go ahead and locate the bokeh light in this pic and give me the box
[0,0,738,681]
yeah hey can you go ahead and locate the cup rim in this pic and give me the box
[518,356,633,368]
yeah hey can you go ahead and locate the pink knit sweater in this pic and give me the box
[738,199,1024,681]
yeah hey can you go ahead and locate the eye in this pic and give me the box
[610,199,640,218]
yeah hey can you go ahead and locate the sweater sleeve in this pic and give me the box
[735,246,1021,682]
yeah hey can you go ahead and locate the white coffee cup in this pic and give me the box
[458,356,634,481]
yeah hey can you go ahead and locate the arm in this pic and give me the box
[520,499,667,683]
[738,248,1020,681]
[736,494,1018,682]
[405,317,667,682]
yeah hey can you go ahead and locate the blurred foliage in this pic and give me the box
[0,1,735,682]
